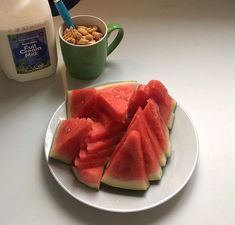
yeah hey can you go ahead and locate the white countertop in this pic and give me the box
[0,0,234,224]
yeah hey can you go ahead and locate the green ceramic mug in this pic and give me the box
[59,15,124,80]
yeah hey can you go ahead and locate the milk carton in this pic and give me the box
[0,0,57,82]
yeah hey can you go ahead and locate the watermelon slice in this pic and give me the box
[74,156,109,170]
[87,133,123,153]
[129,109,162,180]
[110,106,166,168]
[141,112,167,166]
[72,166,104,190]
[143,99,171,157]
[79,146,116,160]
[124,106,164,176]
[67,88,98,118]
[49,118,91,164]
[96,81,137,123]
[145,80,177,129]
[102,130,149,190]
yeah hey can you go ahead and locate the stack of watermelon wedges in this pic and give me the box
[49,80,177,191]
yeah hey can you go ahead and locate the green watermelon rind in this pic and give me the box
[148,168,162,181]
[171,99,177,113]
[49,120,73,164]
[167,99,177,130]
[159,154,167,167]
[162,124,172,159]
[101,175,150,191]
[165,142,172,158]
[163,126,172,158]
[168,113,175,131]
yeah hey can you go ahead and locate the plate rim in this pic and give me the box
[44,85,199,213]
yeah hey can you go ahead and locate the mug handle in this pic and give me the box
[107,23,124,56]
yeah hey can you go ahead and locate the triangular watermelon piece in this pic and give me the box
[129,110,162,181]
[96,82,137,123]
[145,80,177,129]
[49,118,92,164]
[72,166,104,190]
[67,88,98,118]
[143,99,171,157]
[141,111,167,166]
[109,106,166,169]
[102,130,149,190]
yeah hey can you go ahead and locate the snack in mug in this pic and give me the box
[63,25,103,45]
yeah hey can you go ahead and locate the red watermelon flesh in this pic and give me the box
[96,82,137,123]
[125,107,164,177]
[79,146,116,161]
[106,107,143,165]
[87,133,123,153]
[128,111,162,181]
[49,118,92,164]
[72,166,104,190]
[158,99,176,130]
[141,111,167,166]
[128,84,148,118]
[108,105,166,168]
[87,118,107,141]
[125,105,166,167]
[126,105,143,127]
[88,107,128,134]
[145,80,167,102]
[143,99,171,157]
[101,130,149,191]
[91,109,115,128]
[67,88,98,118]
[145,80,177,129]
[79,149,89,160]
[74,156,109,170]
[87,118,125,142]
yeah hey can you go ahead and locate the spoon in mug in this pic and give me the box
[53,0,75,28]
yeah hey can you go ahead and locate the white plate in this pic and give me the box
[44,101,199,213]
